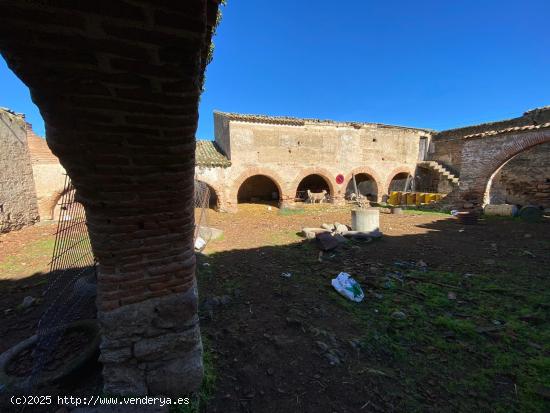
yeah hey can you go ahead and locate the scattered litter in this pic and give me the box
[384,279,395,289]
[20,296,36,309]
[521,250,536,258]
[391,311,407,320]
[447,292,457,300]
[194,236,206,251]
[331,272,365,302]
[416,260,427,268]
[280,272,292,278]
[267,206,272,211]
[458,228,465,232]
[451,210,460,216]
[203,262,210,267]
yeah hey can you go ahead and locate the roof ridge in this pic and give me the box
[214,110,434,132]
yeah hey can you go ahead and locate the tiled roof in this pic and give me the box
[26,123,60,164]
[436,105,550,139]
[196,140,230,168]
[463,122,550,139]
[214,111,433,132]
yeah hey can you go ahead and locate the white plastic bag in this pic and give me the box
[331,272,365,302]
[194,236,206,251]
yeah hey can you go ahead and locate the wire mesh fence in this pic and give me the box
[29,175,97,389]
[194,180,212,251]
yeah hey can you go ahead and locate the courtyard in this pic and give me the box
[1,204,548,412]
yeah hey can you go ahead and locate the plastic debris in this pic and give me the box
[331,272,365,302]
[194,236,206,251]
[391,311,407,320]
[280,272,292,278]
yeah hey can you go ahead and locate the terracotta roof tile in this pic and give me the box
[214,111,433,132]
[463,122,550,139]
[196,140,230,168]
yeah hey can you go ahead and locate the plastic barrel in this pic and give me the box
[484,204,519,217]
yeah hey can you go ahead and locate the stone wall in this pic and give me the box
[0,108,39,233]
[489,142,550,208]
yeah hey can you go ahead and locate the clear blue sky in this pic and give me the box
[1,0,549,139]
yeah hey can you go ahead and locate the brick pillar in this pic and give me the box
[0,0,220,396]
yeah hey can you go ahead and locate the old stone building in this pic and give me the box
[428,106,550,208]
[196,111,433,211]
[0,108,39,233]
[5,105,548,233]
[195,108,550,211]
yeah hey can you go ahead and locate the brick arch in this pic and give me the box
[290,168,337,198]
[457,129,550,206]
[47,186,74,221]
[384,166,414,195]
[194,177,223,210]
[231,167,285,201]
[344,167,384,201]
[0,0,220,396]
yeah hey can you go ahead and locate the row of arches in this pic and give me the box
[197,168,417,210]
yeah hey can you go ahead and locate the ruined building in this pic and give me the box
[195,108,550,211]
[3,105,550,235]
[0,0,548,398]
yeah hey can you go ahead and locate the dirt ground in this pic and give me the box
[0,204,548,412]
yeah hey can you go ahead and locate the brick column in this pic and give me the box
[0,0,220,396]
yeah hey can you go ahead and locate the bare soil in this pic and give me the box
[0,204,548,412]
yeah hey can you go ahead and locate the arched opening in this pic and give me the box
[346,173,378,201]
[195,180,219,210]
[388,172,413,193]
[52,189,84,221]
[296,174,331,202]
[485,142,550,208]
[237,175,280,204]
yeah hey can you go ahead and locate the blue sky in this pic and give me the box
[1,0,549,139]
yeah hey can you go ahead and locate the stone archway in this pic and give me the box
[384,167,414,195]
[457,129,550,206]
[0,0,220,396]
[195,179,223,211]
[484,140,550,207]
[230,167,285,210]
[344,167,383,202]
[291,168,337,202]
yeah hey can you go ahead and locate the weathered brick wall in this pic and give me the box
[0,108,39,233]
[26,123,67,220]
[489,142,550,208]
[429,107,550,207]
[0,0,219,396]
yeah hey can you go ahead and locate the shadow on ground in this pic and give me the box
[0,215,548,412]
[197,216,550,413]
